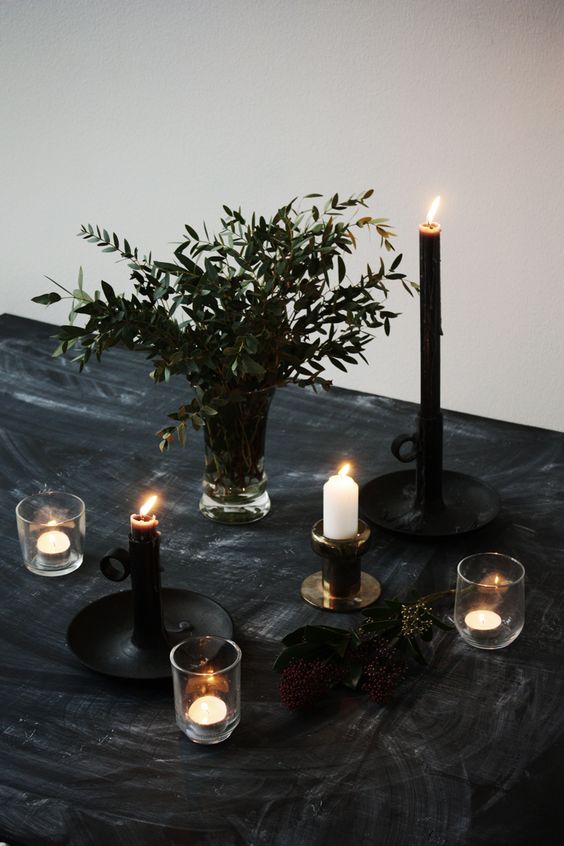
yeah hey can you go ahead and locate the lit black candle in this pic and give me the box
[129,494,164,649]
[416,197,443,508]
[419,196,442,416]
[130,495,158,541]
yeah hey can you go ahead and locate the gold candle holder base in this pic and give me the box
[300,519,381,612]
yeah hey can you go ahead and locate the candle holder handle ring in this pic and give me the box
[301,519,381,612]
[100,547,131,582]
[391,432,418,463]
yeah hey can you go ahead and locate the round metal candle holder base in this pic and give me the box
[67,588,233,680]
[302,519,378,612]
[301,571,381,612]
[360,470,500,537]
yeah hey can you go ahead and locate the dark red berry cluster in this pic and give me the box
[362,645,405,705]
[279,658,343,710]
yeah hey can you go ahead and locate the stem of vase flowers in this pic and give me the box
[418,588,456,606]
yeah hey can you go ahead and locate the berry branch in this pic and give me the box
[275,589,454,710]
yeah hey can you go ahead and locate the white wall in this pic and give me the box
[2,0,563,431]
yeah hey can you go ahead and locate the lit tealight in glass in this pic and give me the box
[171,636,241,745]
[454,553,525,650]
[16,491,85,577]
[37,525,71,563]
[464,609,502,631]
[187,695,228,726]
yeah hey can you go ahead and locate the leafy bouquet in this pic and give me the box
[35,190,412,520]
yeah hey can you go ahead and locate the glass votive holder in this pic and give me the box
[454,552,525,649]
[16,491,86,577]
[170,636,241,745]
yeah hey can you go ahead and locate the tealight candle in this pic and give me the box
[464,609,502,631]
[323,463,358,540]
[187,695,227,726]
[37,528,71,564]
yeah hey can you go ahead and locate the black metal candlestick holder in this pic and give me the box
[359,216,499,537]
[300,519,381,612]
[67,531,233,680]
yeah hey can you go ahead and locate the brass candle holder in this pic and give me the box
[300,519,381,612]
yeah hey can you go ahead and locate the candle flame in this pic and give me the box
[426,195,441,225]
[139,495,157,516]
[338,463,350,478]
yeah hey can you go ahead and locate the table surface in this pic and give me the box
[1,313,563,846]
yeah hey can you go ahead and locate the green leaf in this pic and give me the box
[101,280,116,301]
[32,292,62,305]
[185,224,199,240]
[342,660,363,690]
[52,341,68,357]
[328,357,347,372]
[58,325,87,340]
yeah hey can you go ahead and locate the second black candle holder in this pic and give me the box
[67,531,233,680]
[359,419,500,537]
[360,205,499,537]
[300,519,381,612]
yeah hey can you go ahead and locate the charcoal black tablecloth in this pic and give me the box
[1,313,563,846]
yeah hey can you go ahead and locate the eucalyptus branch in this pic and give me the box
[34,189,414,451]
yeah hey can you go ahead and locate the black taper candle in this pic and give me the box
[358,196,500,536]
[128,499,167,650]
[417,209,443,509]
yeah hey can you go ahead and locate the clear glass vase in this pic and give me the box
[199,388,274,524]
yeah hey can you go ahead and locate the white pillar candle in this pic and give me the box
[464,610,502,631]
[37,529,71,562]
[187,695,227,726]
[323,463,358,540]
